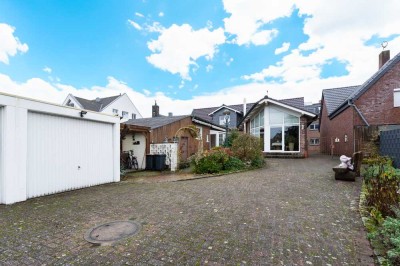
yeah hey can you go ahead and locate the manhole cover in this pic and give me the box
[84,220,141,245]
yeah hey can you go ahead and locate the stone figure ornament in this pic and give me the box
[339,155,354,170]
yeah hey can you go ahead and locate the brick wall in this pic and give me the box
[320,99,355,156]
[300,116,308,157]
[354,60,400,126]
[307,122,320,154]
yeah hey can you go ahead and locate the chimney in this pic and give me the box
[168,112,173,117]
[152,100,160,117]
[379,50,390,69]
[243,98,247,116]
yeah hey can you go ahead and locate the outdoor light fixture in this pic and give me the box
[80,110,87,117]
[223,109,230,146]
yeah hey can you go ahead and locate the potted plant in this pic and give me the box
[286,135,296,151]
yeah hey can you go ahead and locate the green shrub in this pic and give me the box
[231,134,264,166]
[194,147,230,174]
[224,129,240,147]
[362,157,400,217]
[224,156,245,171]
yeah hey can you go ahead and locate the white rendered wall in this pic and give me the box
[0,92,120,204]
[122,133,147,169]
[102,94,142,121]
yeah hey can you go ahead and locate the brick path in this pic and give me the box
[0,155,375,265]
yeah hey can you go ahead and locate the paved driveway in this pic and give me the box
[0,156,374,265]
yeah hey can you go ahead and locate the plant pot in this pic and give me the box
[289,143,294,151]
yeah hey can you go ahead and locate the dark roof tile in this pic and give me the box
[124,115,190,129]
[322,86,359,116]
[74,95,120,112]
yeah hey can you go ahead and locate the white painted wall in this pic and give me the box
[122,133,147,169]
[0,92,120,204]
[102,94,142,122]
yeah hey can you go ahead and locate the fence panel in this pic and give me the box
[380,129,400,168]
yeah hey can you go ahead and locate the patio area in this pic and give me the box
[0,155,374,265]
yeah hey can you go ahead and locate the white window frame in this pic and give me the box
[309,123,319,130]
[268,107,300,153]
[219,115,230,126]
[394,88,400,107]
[112,109,118,115]
[122,111,128,118]
[310,138,320,145]
[132,113,136,119]
[250,110,264,137]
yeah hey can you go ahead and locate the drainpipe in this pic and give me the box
[348,100,369,126]
[348,100,369,153]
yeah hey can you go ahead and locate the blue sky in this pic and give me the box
[1,0,400,116]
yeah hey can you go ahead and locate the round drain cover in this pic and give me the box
[84,220,141,245]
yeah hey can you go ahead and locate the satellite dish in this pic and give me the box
[381,41,388,50]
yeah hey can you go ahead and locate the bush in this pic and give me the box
[194,147,230,174]
[224,129,240,147]
[224,156,245,171]
[362,157,400,217]
[368,208,400,265]
[231,134,264,166]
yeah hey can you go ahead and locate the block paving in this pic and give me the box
[0,155,375,265]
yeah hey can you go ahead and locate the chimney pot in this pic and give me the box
[168,112,173,117]
[379,50,390,69]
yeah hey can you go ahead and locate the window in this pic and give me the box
[250,110,264,137]
[394,88,400,107]
[310,138,320,145]
[269,108,300,152]
[309,123,319,130]
[122,111,128,118]
[112,109,118,115]
[218,133,225,146]
[219,115,230,126]
[66,99,74,107]
[132,113,136,119]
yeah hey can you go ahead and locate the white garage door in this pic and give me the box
[27,112,114,198]
[0,107,3,202]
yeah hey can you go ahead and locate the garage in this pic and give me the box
[0,93,120,204]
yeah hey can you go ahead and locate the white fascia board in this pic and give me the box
[260,98,316,117]
[208,105,241,116]
[192,118,225,131]
[0,92,120,124]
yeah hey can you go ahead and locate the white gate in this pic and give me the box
[27,112,114,198]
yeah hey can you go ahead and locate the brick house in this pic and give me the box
[320,50,400,156]
[239,96,316,157]
[304,103,321,154]
[192,101,255,147]
[123,103,224,162]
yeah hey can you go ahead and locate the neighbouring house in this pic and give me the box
[0,92,120,204]
[62,93,142,122]
[238,96,317,157]
[123,103,224,163]
[192,101,255,147]
[320,50,400,156]
[304,102,321,154]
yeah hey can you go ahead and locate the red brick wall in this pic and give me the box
[320,99,354,156]
[354,60,400,126]
[307,126,320,154]
[300,116,308,157]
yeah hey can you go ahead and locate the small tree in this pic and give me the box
[231,134,264,167]
[224,129,240,147]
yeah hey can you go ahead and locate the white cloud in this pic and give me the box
[146,24,226,80]
[206,64,213,72]
[145,22,164,33]
[43,66,52,74]
[135,12,144,18]
[128,19,142,30]
[0,23,29,64]
[243,0,400,87]
[158,12,164,17]
[275,42,290,55]
[223,0,294,46]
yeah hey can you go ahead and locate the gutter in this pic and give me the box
[192,117,225,131]
[348,100,369,126]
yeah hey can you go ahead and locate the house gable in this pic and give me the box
[101,93,142,120]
